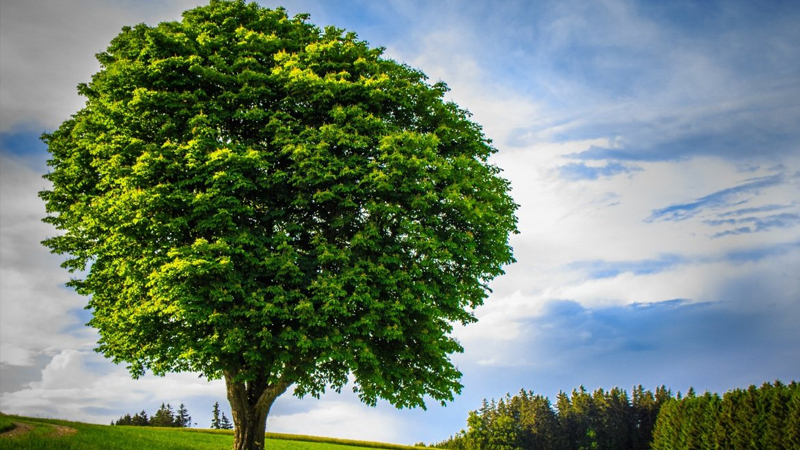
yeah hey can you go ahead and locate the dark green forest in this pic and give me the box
[432,381,800,450]
[112,403,192,428]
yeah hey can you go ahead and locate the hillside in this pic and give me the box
[0,413,423,450]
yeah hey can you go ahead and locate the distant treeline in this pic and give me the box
[112,403,191,428]
[651,381,800,450]
[432,381,800,450]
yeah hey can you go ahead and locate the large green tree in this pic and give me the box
[40,1,518,449]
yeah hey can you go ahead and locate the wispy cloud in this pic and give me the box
[567,254,685,279]
[646,173,785,222]
[558,161,642,181]
[720,240,800,264]
[718,203,795,217]
[709,213,800,238]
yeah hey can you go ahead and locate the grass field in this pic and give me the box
[0,413,424,450]
[0,415,15,434]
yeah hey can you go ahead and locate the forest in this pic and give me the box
[432,381,800,450]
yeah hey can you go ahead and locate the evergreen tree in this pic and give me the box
[515,391,559,450]
[220,412,234,430]
[786,382,800,450]
[436,383,800,450]
[602,387,631,450]
[175,403,192,428]
[114,413,133,426]
[732,386,758,450]
[465,399,493,450]
[631,385,659,450]
[555,391,577,450]
[759,381,785,449]
[715,389,741,450]
[131,410,149,426]
[569,386,598,450]
[150,403,176,427]
[650,399,680,450]
[699,391,722,450]
[211,401,222,429]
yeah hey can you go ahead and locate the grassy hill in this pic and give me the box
[0,413,424,450]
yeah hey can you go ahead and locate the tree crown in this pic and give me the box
[41,0,518,409]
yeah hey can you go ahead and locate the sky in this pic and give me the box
[1,0,799,444]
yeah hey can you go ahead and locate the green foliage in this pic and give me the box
[650,381,800,450]
[112,403,191,427]
[149,403,176,427]
[176,403,192,428]
[787,386,800,449]
[131,410,149,427]
[220,413,234,430]
[211,401,222,429]
[40,0,517,425]
[112,413,133,426]
[439,382,800,450]
[434,386,670,450]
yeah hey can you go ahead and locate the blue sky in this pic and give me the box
[1,0,799,444]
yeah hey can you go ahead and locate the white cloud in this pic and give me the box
[0,155,94,366]
[0,348,411,443]
[0,349,226,423]
[0,0,204,132]
[269,400,406,443]
[457,143,800,366]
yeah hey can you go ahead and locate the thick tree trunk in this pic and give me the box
[225,371,290,450]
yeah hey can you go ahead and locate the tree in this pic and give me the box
[113,413,133,426]
[212,401,222,430]
[787,382,800,450]
[150,403,176,427]
[40,2,517,449]
[221,412,234,430]
[631,385,657,450]
[131,410,149,426]
[514,391,559,450]
[176,403,192,428]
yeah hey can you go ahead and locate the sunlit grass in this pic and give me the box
[0,414,426,450]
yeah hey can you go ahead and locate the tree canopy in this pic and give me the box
[40,1,518,448]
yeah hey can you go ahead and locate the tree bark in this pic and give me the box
[225,371,290,450]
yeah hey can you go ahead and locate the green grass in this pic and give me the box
[0,414,426,450]
[0,414,15,433]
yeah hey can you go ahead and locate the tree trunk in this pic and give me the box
[225,371,290,450]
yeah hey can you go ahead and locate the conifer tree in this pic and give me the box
[131,410,149,426]
[786,382,800,450]
[212,401,222,429]
[515,390,559,450]
[176,403,192,428]
[602,387,631,450]
[221,413,234,430]
[114,413,133,426]
[151,403,176,427]
[631,385,658,450]
[699,392,722,450]
[650,399,680,450]
[732,386,758,449]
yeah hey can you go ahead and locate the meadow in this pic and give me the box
[0,413,423,450]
